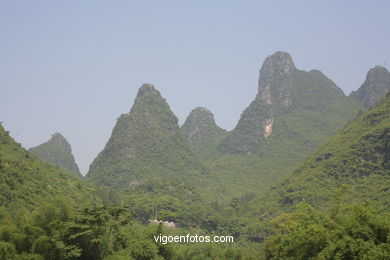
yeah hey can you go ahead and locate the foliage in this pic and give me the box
[0,201,176,260]
[29,133,82,177]
[120,178,243,235]
[1,60,390,259]
[87,84,207,188]
[0,125,95,209]
[180,107,227,160]
[203,59,362,199]
[249,93,390,223]
[350,66,390,108]
[264,202,390,259]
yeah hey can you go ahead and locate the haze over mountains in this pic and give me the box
[0,125,93,208]
[1,50,389,259]
[87,83,207,187]
[252,92,390,221]
[29,133,82,177]
[82,51,390,199]
[221,51,358,154]
[351,65,390,108]
[180,107,227,159]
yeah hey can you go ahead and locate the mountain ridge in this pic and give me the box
[350,65,390,108]
[248,93,390,223]
[29,132,82,177]
[180,107,227,159]
[86,83,207,188]
[0,125,94,208]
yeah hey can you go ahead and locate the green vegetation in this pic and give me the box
[180,107,227,160]
[0,202,174,260]
[0,125,94,208]
[29,133,82,177]
[264,202,390,259]
[2,52,390,259]
[87,84,207,188]
[0,201,262,260]
[249,93,390,222]
[350,66,390,109]
[203,52,362,199]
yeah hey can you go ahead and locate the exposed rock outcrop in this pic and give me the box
[181,107,226,148]
[219,51,358,154]
[350,66,390,108]
[29,133,81,177]
[87,83,206,187]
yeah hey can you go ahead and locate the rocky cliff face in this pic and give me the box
[350,66,390,108]
[251,93,390,218]
[257,51,296,107]
[86,84,206,187]
[50,133,72,153]
[201,51,364,198]
[29,133,81,177]
[180,107,226,152]
[219,51,358,154]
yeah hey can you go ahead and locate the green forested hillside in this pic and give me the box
[249,93,390,223]
[220,52,358,154]
[0,124,253,260]
[201,52,362,199]
[87,84,207,188]
[29,133,82,177]
[2,51,390,259]
[263,202,390,259]
[350,66,390,108]
[180,107,227,160]
[0,125,94,208]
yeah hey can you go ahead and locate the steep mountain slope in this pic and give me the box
[87,84,207,187]
[180,107,227,159]
[220,51,359,154]
[0,125,95,208]
[29,133,82,177]
[251,93,390,221]
[204,51,361,198]
[350,66,390,108]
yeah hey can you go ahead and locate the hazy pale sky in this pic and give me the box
[1,1,389,174]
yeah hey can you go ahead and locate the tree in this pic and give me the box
[264,202,390,259]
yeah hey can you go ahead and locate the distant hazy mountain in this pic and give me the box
[251,93,390,220]
[197,51,363,198]
[220,51,359,154]
[29,133,81,177]
[0,125,93,207]
[87,84,206,187]
[350,66,390,108]
[87,52,390,200]
[180,107,226,159]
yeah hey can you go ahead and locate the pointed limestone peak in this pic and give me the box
[29,133,81,177]
[257,51,296,105]
[127,83,178,125]
[49,132,71,153]
[136,83,160,99]
[87,85,206,186]
[260,51,296,78]
[366,66,389,81]
[181,107,225,147]
[186,107,216,125]
[350,65,390,108]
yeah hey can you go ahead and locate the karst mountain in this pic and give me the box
[249,92,390,222]
[180,107,226,159]
[0,125,93,207]
[86,83,206,187]
[350,65,390,108]
[29,133,82,177]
